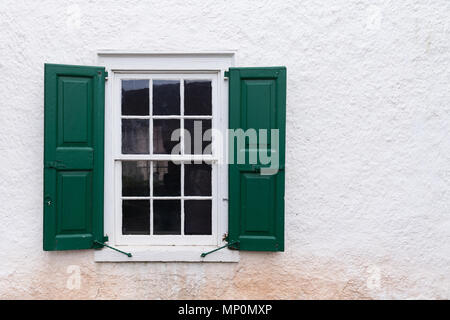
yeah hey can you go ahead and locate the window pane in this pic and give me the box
[184,200,212,235]
[122,80,149,115]
[184,163,211,196]
[184,80,212,115]
[122,200,150,235]
[184,119,212,154]
[153,80,180,115]
[153,200,181,235]
[122,119,149,154]
[122,161,150,196]
[153,119,180,154]
[153,161,181,196]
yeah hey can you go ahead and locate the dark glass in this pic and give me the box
[122,119,149,154]
[153,119,180,154]
[122,200,150,235]
[184,163,211,196]
[184,200,212,235]
[184,80,212,115]
[121,80,149,115]
[184,119,212,154]
[153,161,181,196]
[153,80,180,115]
[153,200,181,235]
[122,161,150,196]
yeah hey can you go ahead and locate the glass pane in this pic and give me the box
[184,119,212,154]
[184,200,212,235]
[122,161,150,196]
[153,80,180,115]
[184,163,211,196]
[122,80,149,115]
[122,119,149,154]
[122,200,150,235]
[153,161,181,196]
[153,119,180,154]
[184,80,212,115]
[153,200,181,235]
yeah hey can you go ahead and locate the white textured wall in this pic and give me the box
[1,0,450,299]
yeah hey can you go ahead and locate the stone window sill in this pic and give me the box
[94,245,239,262]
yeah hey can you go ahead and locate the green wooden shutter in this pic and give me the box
[43,64,106,251]
[228,67,286,251]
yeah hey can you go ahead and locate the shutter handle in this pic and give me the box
[44,196,52,206]
[252,165,261,173]
[44,161,66,169]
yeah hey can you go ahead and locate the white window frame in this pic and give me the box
[115,72,217,246]
[95,51,239,262]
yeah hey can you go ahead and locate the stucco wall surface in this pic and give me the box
[1,0,450,299]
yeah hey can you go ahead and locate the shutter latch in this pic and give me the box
[200,240,239,258]
[44,161,66,169]
[94,240,132,257]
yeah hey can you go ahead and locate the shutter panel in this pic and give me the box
[228,67,286,251]
[43,64,106,251]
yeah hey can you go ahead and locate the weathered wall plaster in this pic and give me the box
[1,0,450,299]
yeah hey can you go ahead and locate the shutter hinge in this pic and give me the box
[200,240,239,258]
[104,71,109,81]
[224,71,229,78]
[94,240,132,257]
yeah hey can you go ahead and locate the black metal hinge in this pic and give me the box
[98,70,108,81]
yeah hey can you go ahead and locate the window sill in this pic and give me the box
[94,245,240,262]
